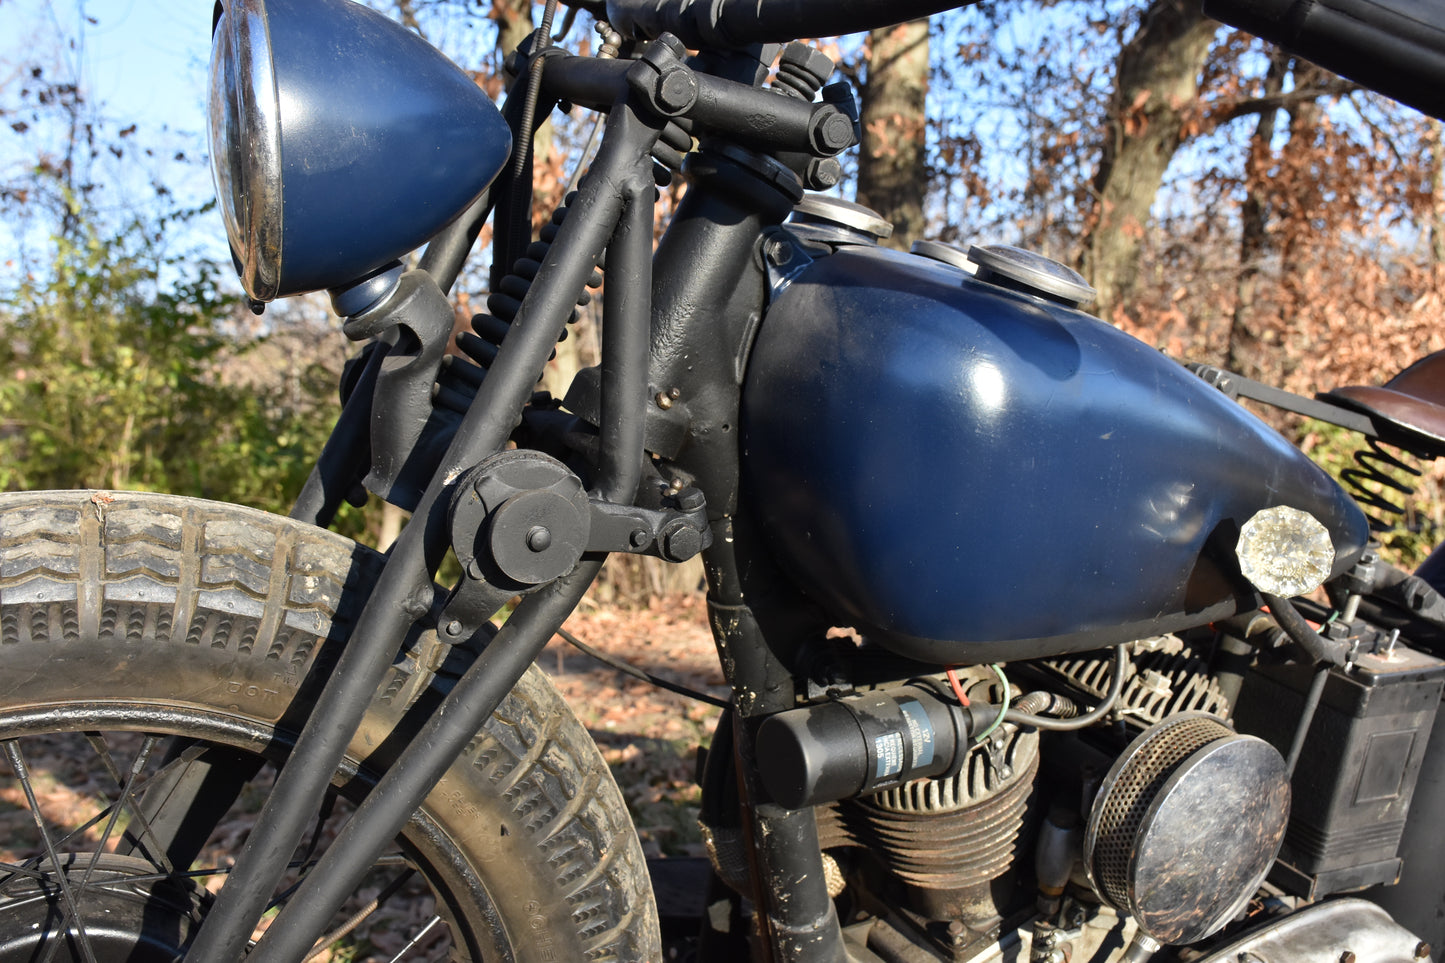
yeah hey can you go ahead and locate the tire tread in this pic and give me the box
[0,490,660,963]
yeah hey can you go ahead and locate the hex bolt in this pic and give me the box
[661,521,703,562]
[629,528,650,548]
[675,488,706,511]
[655,69,698,114]
[526,526,552,552]
[780,43,837,89]
[765,238,794,267]
[653,33,688,59]
[809,108,856,154]
[805,157,843,190]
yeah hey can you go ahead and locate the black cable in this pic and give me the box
[1003,645,1129,731]
[1285,663,1330,776]
[1262,592,1352,666]
[506,0,561,271]
[554,625,731,708]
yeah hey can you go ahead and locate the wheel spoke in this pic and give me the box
[2,739,101,963]
[299,866,418,963]
[77,733,161,893]
[0,860,51,884]
[385,914,442,963]
[81,731,175,874]
[0,738,213,898]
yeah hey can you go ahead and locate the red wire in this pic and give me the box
[945,666,970,706]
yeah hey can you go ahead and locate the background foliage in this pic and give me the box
[1,0,1441,574]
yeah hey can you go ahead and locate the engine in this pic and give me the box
[750,625,1445,963]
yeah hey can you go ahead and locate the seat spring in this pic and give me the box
[1340,437,1422,531]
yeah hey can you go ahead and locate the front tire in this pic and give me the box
[0,491,660,962]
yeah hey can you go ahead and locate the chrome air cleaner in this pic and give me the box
[1084,713,1290,945]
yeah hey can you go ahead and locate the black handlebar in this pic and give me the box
[603,0,1442,120]
[603,0,966,49]
[1204,0,1444,119]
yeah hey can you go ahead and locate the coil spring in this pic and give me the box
[432,196,602,416]
[1341,436,1422,531]
[650,121,695,179]
[772,43,835,101]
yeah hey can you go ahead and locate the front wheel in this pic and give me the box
[0,491,660,962]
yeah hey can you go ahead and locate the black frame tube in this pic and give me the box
[248,132,658,963]
[289,339,388,527]
[416,186,493,295]
[243,558,604,963]
[597,187,653,503]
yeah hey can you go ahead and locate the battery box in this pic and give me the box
[1232,641,1445,898]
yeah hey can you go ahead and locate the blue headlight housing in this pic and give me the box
[208,0,511,302]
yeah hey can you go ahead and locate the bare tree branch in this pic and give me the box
[1209,78,1362,125]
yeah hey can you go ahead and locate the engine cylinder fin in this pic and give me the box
[821,722,1039,922]
[1044,636,1229,726]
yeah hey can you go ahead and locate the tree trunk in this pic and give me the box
[856,19,930,250]
[1078,0,1218,320]
[1226,49,1289,379]
[1429,117,1445,266]
[1277,61,1326,324]
[492,0,534,64]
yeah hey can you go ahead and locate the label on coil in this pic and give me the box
[899,699,935,768]
[875,732,904,779]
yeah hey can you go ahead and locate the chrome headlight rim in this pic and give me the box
[210,0,283,302]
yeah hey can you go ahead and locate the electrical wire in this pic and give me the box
[554,625,731,708]
[944,666,971,707]
[973,663,1010,742]
[1003,644,1129,731]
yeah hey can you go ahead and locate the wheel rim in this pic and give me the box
[0,708,498,962]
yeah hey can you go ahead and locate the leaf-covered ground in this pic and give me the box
[541,592,727,859]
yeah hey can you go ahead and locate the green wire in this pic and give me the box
[974,663,1011,743]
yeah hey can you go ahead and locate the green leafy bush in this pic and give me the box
[1299,419,1442,571]
[0,215,338,518]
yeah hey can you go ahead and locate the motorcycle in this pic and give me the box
[1,0,1444,959]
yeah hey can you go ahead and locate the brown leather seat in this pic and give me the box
[1322,350,1445,458]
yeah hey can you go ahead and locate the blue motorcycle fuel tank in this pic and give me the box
[741,240,1370,664]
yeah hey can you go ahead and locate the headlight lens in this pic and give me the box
[207,0,283,302]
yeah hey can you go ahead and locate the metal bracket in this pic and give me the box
[587,486,712,562]
[1187,362,1379,437]
[341,269,462,511]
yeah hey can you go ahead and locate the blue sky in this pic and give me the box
[2,0,220,263]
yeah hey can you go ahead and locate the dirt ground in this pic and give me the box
[540,592,727,859]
